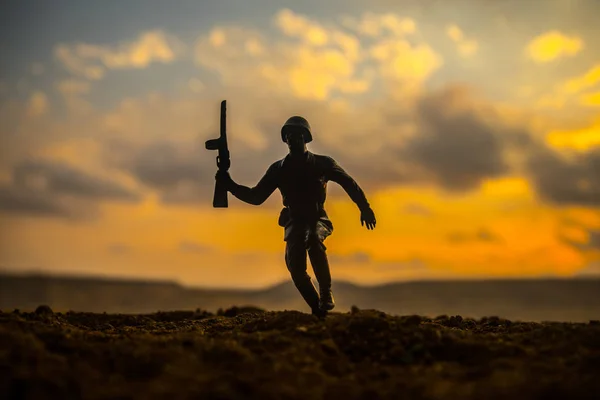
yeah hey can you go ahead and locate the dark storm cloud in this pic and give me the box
[0,185,72,217]
[12,159,140,202]
[404,86,527,191]
[315,85,533,194]
[527,147,600,207]
[0,159,141,219]
[130,142,204,190]
[103,138,228,205]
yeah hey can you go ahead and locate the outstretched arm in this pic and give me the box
[325,157,376,229]
[217,163,278,206]
[325,157,370,210]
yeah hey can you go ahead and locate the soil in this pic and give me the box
[1,305,599,399]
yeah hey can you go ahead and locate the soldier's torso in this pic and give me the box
[275,152,329,219]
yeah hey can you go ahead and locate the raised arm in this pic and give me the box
[217,162,279,205]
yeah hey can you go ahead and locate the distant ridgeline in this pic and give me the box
[1,273,599,322]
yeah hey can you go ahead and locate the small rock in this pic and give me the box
[448,315,463,327]
[35,305,54,315]
[320,339,339,355]
[404,315,423,326]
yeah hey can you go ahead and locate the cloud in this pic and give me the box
[26,91,48,117]
[11,159,140,202]
[55,79,91,96]
[30,63,44,76]
[527,147,600,207]
[340,12,416,37]
[54,30,184,80]
[0,185,72,218]
[535,63,600,110]
[195,10,441,101]
[560,64,600,94]
[446,24,478,57]
[195,25,369,101]
[526,30,583,63]
[402,85,529,191]
[580,91,600,107]
[562,227,600,266]
[0,158,141,219]
[93,82,542,206]
[188,78,204,93]
[5,11,596,218]
[103,137,213,205]
[369,37,442,86]
[576,262,600,277]
[275,8,330,46]
[546,116,600,151]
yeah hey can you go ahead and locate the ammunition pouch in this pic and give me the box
[278,207,291,227]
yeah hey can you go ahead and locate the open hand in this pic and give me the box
[360,207,376,230]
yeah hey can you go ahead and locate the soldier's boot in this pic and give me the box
[319,287,335,311]
[308,240,335,311]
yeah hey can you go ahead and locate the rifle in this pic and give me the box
[205,100,230,208]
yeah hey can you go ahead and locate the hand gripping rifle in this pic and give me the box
[205,100,230,208]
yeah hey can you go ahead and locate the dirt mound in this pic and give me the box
[1,307,599,399]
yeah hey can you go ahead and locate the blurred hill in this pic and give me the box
[1,272,599,322]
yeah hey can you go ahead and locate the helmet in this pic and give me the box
[281,116,313,143]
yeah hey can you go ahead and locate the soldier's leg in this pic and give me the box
[285,238,320,312]
[307,221,335,311]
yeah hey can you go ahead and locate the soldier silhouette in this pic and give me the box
[216,116,376,317]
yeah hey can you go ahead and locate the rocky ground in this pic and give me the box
[1,305,599,400]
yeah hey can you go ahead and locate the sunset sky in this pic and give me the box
[1,0,599,288]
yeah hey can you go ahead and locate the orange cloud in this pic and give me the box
[26,91,49,117]
[526,30,583,63]
[340,12,416,37]
[546,116,600,151]
[446,24,478,57]
[561,64,600,94]
[580,91,600,107]
[55,30,184,80]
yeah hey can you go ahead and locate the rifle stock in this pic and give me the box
[205,100,230,208]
